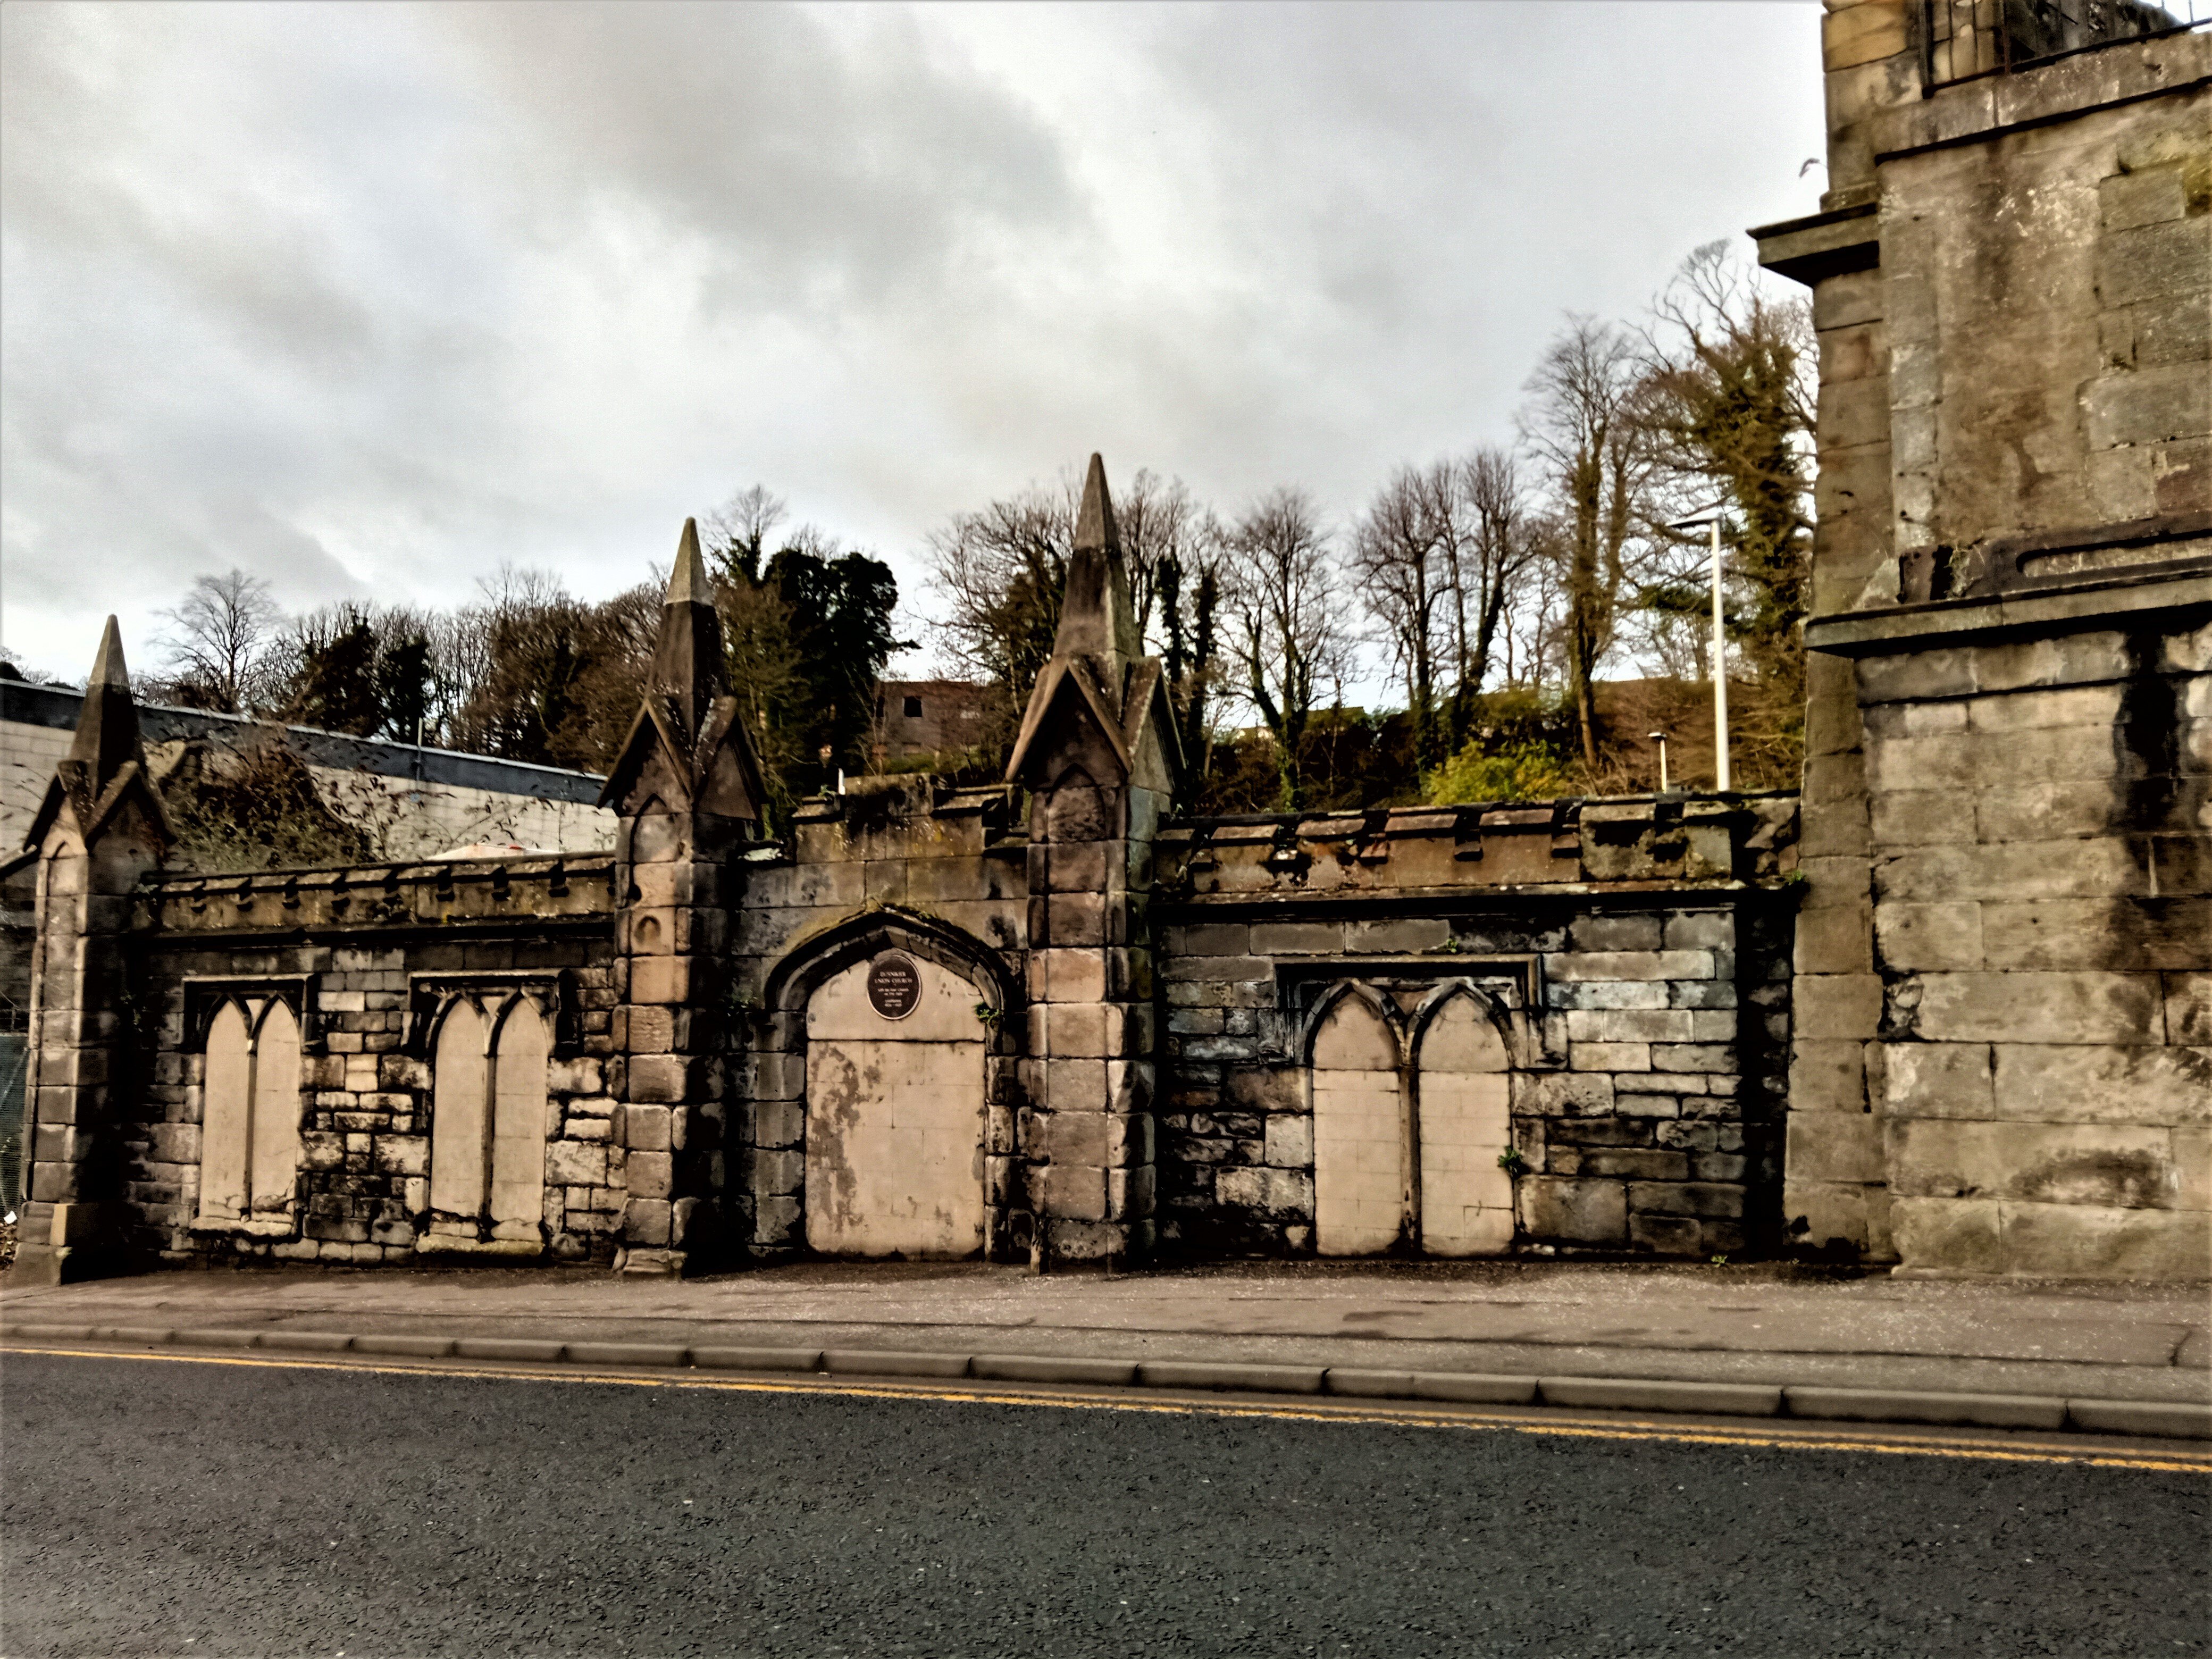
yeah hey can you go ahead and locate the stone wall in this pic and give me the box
[110,856,621,1266]
[1756,7,2209,1276]
[16,491,1814,1283]
[1150,798,1798,1260]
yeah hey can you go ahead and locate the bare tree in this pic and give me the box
[700,484,789,582]
[1351,465,1448,770]
[1520,317,1653,770]
[1224,487,1348,811]
[156,569,282,713]
[924,480,1074,733]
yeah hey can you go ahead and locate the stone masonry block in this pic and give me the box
[1786,1111,1884,1185]
[1571,1043,1650,1073]
[1569,914,1662,952]
[1250,922,1345,956]
[1790,1039,1868,1113]
[1514,1073,1616,1116]
[549,1142,608,1186]
[1629,1181,1744,1220]
[1797,903,1875,974]
[1215,1167,1313,1216]
[1564,1009,1695,1044]
[1662,913,1733,951]
[1521,1177,1627,1245]
[1548,951,1714,983]
[1990,1043,2212,1127]
[1874,902,1982,971]
[1912,971,2161,1046]
[1882,1041,1994,1119]
[1794,975,1882,1041]
[1264,1115,1313,1167]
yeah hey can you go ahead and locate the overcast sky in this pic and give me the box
[0,1,1827,686]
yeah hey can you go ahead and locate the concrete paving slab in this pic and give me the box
[5,1258,2205,1406]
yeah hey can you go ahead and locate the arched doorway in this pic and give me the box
[803,950,988,1257]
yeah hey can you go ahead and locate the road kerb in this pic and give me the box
[351,1334,459,1359]
[1408,1372,1541,1405]
[1323,1368,1416,1398]
[972,1354,1138,1387]
[1785,1386,2067,1432]
[690,1345,824,1372]
[823,1349,971,1378]
[456,1337,566,1363]
[7,1326,2206,1441]
[564,1342,690,1369]
[2064,1399,2212,1440]
[1138,1361,1327,1395]
[1544,1377,1783,1417]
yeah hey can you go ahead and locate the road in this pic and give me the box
[3,1350,2206,1657]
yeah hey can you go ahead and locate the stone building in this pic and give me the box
[12,8,2206,1287]
[9,466,1798,1282]
[1755,2,2209,1276]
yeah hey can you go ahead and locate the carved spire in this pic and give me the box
[1005,454,1183,792]
[599,518,766,824]
[649,517,726,732]
[1051,454,1143,674]
[23,614,169,855]
[70,616,145,795]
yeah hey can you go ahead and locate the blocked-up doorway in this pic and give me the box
[805,951,986,1256]
[1310,985,1516,1258]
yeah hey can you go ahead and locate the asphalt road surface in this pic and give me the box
[3,1350,2206,1658]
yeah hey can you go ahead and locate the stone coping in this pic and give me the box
[5,1320,2207,1442]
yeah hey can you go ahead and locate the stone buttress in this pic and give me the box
[596,521,768,1275]
[10,620,170,1284]
[1004,456,1184,1263]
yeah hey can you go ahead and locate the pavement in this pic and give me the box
[4,1347,2207,1657]
[4,1256,2208,1416]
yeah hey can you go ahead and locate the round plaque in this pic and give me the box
[866,951,922,1020]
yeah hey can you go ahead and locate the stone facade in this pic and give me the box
[9,466,1800,1281]
[1755,4,2209,1277]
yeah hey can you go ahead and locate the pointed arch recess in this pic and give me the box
[430,1000,490,1220]
[248,1000,303,1216]
[1309,986,1405,1257]
[198,1000,253,1222]
[1413,991,1514,1257]
[489,996,552,1234]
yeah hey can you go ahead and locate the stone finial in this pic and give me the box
[1052,454,1143,670]
[665,517,709,607]
[599,517,766,824]
[648,518,725,727]
[68,615,145,792]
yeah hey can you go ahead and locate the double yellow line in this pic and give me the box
[9,1342,2210,1474]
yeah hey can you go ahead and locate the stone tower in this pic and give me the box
[1005,455,1184,1263]
[1756,4,2209,1275]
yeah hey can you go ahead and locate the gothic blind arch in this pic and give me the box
[1308,986,1405,1256]
[1412,989,1514,1255]
[429,993,551,1243]
[196,996,303,1225]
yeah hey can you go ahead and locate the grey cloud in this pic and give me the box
[0,1,1826,685]
[433,2,1085,317]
